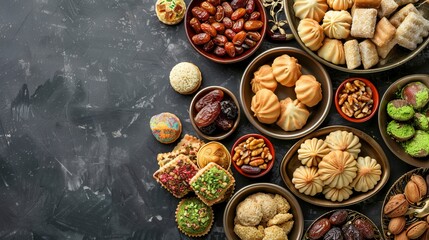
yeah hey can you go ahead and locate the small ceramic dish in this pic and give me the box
[240,46,332,140]
[335,77,379,123]
[223,183,304,240]
[378,74,429,168]
[280,125,390,208]
[230,133,275,178]
[381,168,429,240]
[284,0,429,73]
[184,0,267,64]
[304,209,383,239]
[190,86,240,141]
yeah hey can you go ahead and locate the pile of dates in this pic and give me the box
[307,209,379,240]
[383,173,429,240]
[189,0,264,58]
[194,89,238,135]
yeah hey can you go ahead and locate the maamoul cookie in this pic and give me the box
[327,0,353,10]
[250,64,277,93]
[169,62,202,95]
[272,54,302,87]
[297,18,325,51]
[395,12,429,50]
[294,75,323,107]
[325,130,361,158]
[293,0,329,22]
[292,166,324,196]
[389,3,419,27]
[351,156,382,192]
[276,98,310,131]
[155,0,186,25]
[317,38,346,65]
[298,138,330,167]
[323,186,353,202]
[251,89,281,124]
[318,150,358,189]
[322,10,352,39]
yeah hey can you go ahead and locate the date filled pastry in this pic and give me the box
[323,186,353,202]
[324,130,361,158]
[322,10,352,39]
[317,38,346,65]
[351,156,382,192]
[293,0,329,22]
[294,75,323,107]
[250,64,277,93]
[276,98,310,131]
[327,0,354,10]
[297,18,325,51]
[272,54,302,87]
[318,150,358,189]
[251,89,281,124]
[292,166,324,196]
[298,138,330,167]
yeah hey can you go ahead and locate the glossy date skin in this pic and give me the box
[189,0,263,58]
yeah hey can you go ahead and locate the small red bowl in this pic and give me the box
[335,77,379,123]
[184,0,267,64]
[230,133,275,178]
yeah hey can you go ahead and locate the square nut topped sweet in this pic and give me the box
[190,162,235,206]
[153,155,199,198]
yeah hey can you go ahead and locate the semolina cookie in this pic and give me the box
[170,62,202,95]
[155,0,186,25]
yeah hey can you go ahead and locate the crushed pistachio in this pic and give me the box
[191,166,231,201]
[177,198,212,235]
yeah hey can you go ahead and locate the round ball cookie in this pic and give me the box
[155,0,186,25]
[150,112,182,144]
[170,62,202,95]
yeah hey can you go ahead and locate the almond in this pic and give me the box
[384,194,409,218]
[406,221,428,239]
[388,217,406,235]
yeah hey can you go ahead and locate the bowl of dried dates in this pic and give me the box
[190,86,240,140]
[230,133,275,178]
[335,77,379,123]
[305,209,383,240]
[381,167,429,240]
[184,0,267,64]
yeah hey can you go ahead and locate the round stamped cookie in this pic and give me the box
[155,0,186,25]
[170,62,202,95]
[150,112,182,144]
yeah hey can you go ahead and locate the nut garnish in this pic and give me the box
[233,136,273,175]
[338,79,374,119]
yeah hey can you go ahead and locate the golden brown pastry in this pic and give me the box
[324,130,361,158]
[263,225,287,240]
[155,0,186,25]
[273,194,291,214]
[318,150,358,189]
[248,193,277,223]
[322,10,352,39]
[295,75,323,107]
[297,18,325,51]
[371,17,396,48]
[272,54,302,87]
[293,0,329,22]
[351,8,378,38]
[317,38,346,65]
[236,197,263,226]
[327,0,354,10]
[344,39,361,70]
[323,186,353,202]
[298,138,330,167]
[251,89,281,124]
[276,98,310,131]
[292,166,324,196]
[234,224,265,240]
[359,39,380,70]
[395,12,429,50]
[379,0,399,18]
[250,64,277,93]
[351,156,382,192]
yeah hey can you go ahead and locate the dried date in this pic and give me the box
[244,38,256,48]
[352,219,374,239]
[203,40,215,52]
[244,20,263,31]
[213,34,228,46]
[309,218,331,240]
[215,114,234,131]
[199,123,217,135]
[211,22,225,34]
[225,29,236,40]
[247,32,261,41]
[249,11,260,20]
[232,30,246,45]
[192,33,211,45]
[201,1,216,15]
[190,18,202,33]
[342,224,364,240]
[329,210,348,226]
[215,6,224,22]
[224,42,236,57]
[201,23,217,37]
[220,99,238,119]
[232,18,244,32]
[324,227,343,240]
[234,46,244,55]
[194,101,221,128]
[221,2,233,18]
[214,46,226,56]
[222,17,233,29]
[195,89,224,112]
[241,165,261,174]
[192,6,210,21]
[230,0,247,10]
[246,0,255,14]
[207,0,220,6]
[231,8,246,21]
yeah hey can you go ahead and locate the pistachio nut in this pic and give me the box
[410,174,427,197]
[384,194,409,218]
[406,220,428,239]
[388,217,406,235]
[405,180,422,204]
[394,231,408,240]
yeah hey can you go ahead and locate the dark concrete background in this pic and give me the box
[0,0,428,239]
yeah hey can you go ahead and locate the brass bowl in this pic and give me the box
[378,74,429,168]
[223,183,304,240]
[240,47,332,140]
[190,86,241,141]
[280,125,390,207]
[284,0,429,73]
[381,168,429,239]
[304,209,383,239]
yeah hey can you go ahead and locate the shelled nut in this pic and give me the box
[338,79,374,119]
[233,136,273,174]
